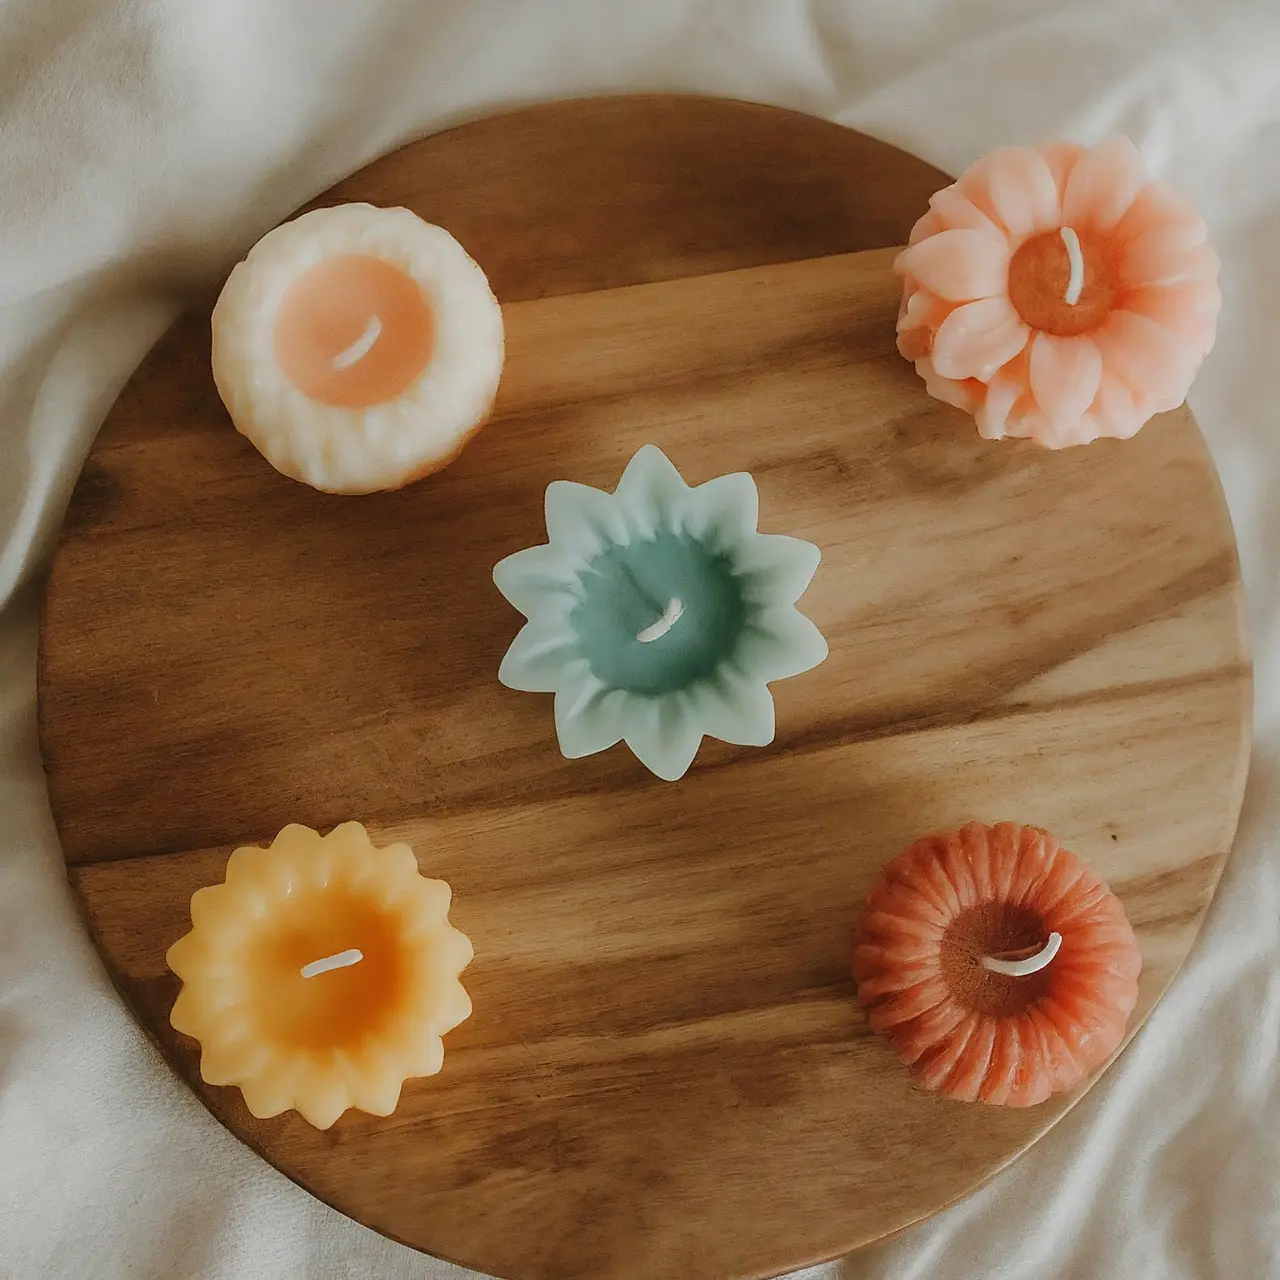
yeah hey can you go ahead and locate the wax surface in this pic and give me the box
[573,533,748,696]
[245,886,409,1051]
[273,253,435,408]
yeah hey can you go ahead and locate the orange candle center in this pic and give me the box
[1007,229,1119,336]
[242,886,409,1050]
[273,254,435,408]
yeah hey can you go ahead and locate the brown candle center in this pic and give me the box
[939,901,1054,1016]
[1007,229,1119,337]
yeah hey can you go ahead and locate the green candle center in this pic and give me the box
[571,532,748,696]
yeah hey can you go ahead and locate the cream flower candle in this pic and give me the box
[212,204,504,493]
[895,139,1220,447]
[167,822,473,1129]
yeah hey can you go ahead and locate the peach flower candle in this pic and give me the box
[853,822,1140,1106]
[895,139,1220,447]
[167,822,473,1129]
[212,204,504,493]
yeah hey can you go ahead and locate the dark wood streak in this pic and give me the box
[40,99,1249,1280]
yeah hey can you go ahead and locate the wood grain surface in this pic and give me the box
[38,97,1250,1280]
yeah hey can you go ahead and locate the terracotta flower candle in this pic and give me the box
[494,445,827,781]
[167,822,473,1129]
[212,203,504,493]
[853,822,1140,1106]
[895,139,1220,447]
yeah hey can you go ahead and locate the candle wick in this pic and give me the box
[331,315,382,371]
[980,931,1062,977]
[300,948,364,979]
[636,597,685,643]
[1060,227,1085,306]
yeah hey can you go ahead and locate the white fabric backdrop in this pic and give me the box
[2,2,1277,1277]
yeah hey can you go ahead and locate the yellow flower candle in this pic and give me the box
[167,822,473,1129]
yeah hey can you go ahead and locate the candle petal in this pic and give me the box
[686,472,760,546]
[294,1073,351,1131]
[734,534,822,607]
[962,146,1060,239]
[1029,332,1104,429]
[866,976,951,1033]
[1113,180,1207,253]
[914,1011,980,1092]
[622,698,703,782]
[346,1064,405,1118]
[894,229,1012,303]
[544,480,631,555]
[198,1037,270,1087]
[735,607,829,683]
[238,1065,300,1120]
[1005,1014,1054,1107]
[977,1021,1021,1105]
[613,443,691,537]
[687,676,775,748]
[927,184,1003,238]
[1121,231,1219,290]
[1122,283,1221,353]
[897,839,965,918]
[913,355,983,413]
[497,620,585,693]
[888,1000,968,1066]
[869,879,950,929]
[859,908,944,946]
[1088,373,1148,440]
[493,545,586,620]
[942,1015,997,1102]
[1061,136,1146,233]
[931,297,1030,382]
[554,677,626,758]
[975,362,1023,441]
[907,208,947,245]
[1038,141,1086,193]
[1094,310,1195,409]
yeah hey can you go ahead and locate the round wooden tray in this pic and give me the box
[38,97,1250,1280]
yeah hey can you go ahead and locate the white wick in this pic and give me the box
[1061,227,1085,306]
[980,932,1062,977]
[300,948,364,979]
[636,597,685,643]
[331,315,383,370]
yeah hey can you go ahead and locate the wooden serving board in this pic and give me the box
[38,98,1250,1280]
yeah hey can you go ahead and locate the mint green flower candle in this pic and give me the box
[493,446,827,781]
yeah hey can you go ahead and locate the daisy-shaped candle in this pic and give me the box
[853,822,1141,1106]
[895,139,1220,447]
[167,822,473,1129]
[494,445,827,781]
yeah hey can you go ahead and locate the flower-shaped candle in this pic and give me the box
[853,822,1141,1106]
[212,203,504,493]
[167,822,473,1129]
[895,139,1220,447]
[494,445,827,781]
